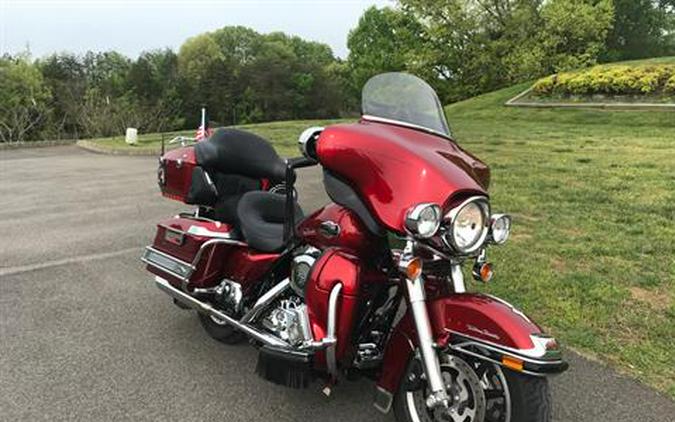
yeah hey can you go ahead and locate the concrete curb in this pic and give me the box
[505,86,675,110]
[0,140,76,150]
[76,140,162,156]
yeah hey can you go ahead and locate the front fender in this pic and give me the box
[376,293,567,398]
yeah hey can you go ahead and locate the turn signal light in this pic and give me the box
[502,355,524,372]
[472,262,494,283]
[405,257,423,280]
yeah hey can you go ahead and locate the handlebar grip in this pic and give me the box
[287,156,318,169]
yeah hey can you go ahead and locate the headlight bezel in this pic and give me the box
[442,196,491,254]
[405,203,442,239]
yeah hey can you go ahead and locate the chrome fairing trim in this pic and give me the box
[446,330,564,365]
[361,114,453,140]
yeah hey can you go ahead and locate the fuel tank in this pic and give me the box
[297,203,385,257]
[316,121,490,234]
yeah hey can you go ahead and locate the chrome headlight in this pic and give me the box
[490,214,512,245]
[405,203,441,239]
[443,197,490,254]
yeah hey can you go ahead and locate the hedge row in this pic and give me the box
[533,64,675,97]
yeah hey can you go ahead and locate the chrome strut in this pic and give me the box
[400,244,450,409]
[404,274,450,408]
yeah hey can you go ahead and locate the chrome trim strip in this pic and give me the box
[186,225,242,240]
[141,247,194,281]
[143,246,192,268]
[361,114,453,140]
[154,276,288,348]
[446,330,564,364]
[447,343,549,378]
[325,283,343,379]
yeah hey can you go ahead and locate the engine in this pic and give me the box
[261,297,313,347]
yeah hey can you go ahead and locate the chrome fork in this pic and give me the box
[399,249,449,409]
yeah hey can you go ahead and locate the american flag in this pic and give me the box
[195,107,212,141]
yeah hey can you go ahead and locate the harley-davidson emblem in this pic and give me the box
[466,324,501,340]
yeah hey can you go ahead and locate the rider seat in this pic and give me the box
[237,191,303,253]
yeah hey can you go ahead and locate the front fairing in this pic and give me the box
[316,120,490,234]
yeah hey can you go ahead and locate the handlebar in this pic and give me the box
[286,156,318,169]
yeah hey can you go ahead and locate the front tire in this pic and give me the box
[503,370,551,422]
[394,351,551,422]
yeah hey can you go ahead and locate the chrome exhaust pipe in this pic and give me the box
[154,276,288,348]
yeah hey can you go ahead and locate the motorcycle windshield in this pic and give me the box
[362,72,451,137]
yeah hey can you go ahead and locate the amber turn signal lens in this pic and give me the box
[405,258,423,279]
[472,262,494,282]
[502,355,524,372]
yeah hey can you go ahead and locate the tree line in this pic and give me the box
[1,0,674,143]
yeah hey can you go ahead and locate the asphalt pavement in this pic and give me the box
[1,146,673,421]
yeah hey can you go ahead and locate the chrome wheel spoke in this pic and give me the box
[407,354,486,422]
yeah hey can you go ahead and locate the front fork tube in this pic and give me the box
[405,275,450,409]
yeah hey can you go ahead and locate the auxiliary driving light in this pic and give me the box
[405,203,441,239]
[490,214,512,244]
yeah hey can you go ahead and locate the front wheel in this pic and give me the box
[393,351,551,422]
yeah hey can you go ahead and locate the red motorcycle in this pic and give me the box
[143,72,567,422]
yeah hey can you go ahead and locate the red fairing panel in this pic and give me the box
[316,121,490,233]
[377,294,542,394]
[297,203,385,257]
[429,294,541,349]
[304,249,362,368]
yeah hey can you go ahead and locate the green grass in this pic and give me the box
[88,119,346,157]
[446,83,675,398]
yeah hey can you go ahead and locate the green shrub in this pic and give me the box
[532,64,675,97]
[665,74,675,94]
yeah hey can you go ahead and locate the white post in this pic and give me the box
[201,107,206,130]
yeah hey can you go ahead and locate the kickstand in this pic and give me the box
[322,377,337,397]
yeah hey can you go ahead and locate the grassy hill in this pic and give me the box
[446,83,674,397]
[85,72,674,397]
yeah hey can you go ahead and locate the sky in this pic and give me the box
[0,0,391,59]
